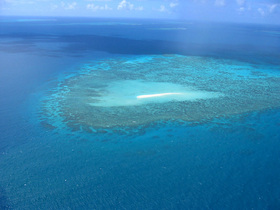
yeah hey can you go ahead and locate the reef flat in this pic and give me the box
[40,55,280,132]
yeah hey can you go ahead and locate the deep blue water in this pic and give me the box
[1,17,280,209]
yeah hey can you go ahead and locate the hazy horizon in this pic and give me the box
[1,0,280,25]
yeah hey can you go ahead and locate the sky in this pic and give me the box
[0,0,280,24]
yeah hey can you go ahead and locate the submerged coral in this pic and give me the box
[40,55,280,132]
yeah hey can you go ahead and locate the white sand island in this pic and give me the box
[137,93,182,99]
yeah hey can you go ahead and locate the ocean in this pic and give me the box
[0,17,280,209]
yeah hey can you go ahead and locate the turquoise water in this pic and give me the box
[1,17,280,209]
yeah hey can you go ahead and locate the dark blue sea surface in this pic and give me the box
[1,17,280,209]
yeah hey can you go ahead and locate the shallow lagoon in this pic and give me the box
[41,54,280,132]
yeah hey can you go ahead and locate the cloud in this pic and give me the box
[158,5,166,12]
[87,3,112,11]
[117,0,133,10]
[170,2,178,8]
[117,0,143,11]
[215,0,225,7]
[258,8,265,16]
[269,4,278,13]
[255,4,279,17]
[157,1,179,13]
[237,7,245,13]
[61,1,77,10]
